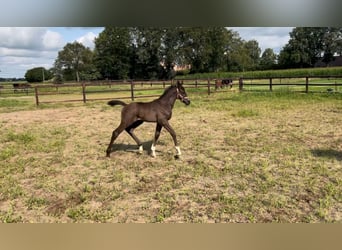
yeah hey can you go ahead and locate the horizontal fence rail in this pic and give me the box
[32,80,213,106]
[1,76,341,105]
[237,75,342,93]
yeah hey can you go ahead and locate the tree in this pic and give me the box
[89,27,276,80]
[223,29,262,72]
[180,27,211,73]
[321,27,342,66]
[131,27,164,79]
[335,29,342,56]
[179,27,232,73]
[160,27,182,79]
[54,41,94,82]
[244,40,261,70]
[25,67,52,83]
[279,28,314,68]
[224,30,244,72]
[278,27,342,68]
[260,48,277,70]
[206,27,231,72]
[94,27,131,79]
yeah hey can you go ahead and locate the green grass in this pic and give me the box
[0,98,35,112]
[0,91,341,222]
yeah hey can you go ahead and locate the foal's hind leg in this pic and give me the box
[106,123,126,157]
[125,120,144,153]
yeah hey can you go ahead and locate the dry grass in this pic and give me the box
[0,92,341,222]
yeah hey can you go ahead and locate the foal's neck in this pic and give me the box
[158,86,177,108]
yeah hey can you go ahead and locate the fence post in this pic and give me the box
[239,78,244,91]
[195,79,198,88]
[207,79,211,95]
[82,83,87,103]
[269,77,273,92]
[305,76,309,93]
[35,87,39,106]
[130,80,135,101]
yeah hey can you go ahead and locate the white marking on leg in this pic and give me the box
[138,145,143,154]
[175,146,181,156]
[151,144,156,157]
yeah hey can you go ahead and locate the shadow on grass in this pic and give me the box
[311,149,342,161]
[110,140,153,154]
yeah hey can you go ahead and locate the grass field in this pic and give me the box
[0,90,341,222]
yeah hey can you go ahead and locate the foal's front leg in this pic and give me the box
[161,121,182,158]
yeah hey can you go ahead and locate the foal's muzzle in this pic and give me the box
[177,89,190,105]
[182,97,190,105]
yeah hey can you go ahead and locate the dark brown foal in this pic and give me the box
[106,81,190,158]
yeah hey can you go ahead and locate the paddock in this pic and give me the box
[0,91,341,222]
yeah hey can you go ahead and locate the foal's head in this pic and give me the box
[176,81,190,105]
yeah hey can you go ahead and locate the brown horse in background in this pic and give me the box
[13,83,31,93]
[215,78,233,90]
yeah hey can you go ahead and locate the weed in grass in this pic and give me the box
[316,197,334,221]
[268,194,288,209]
[66,206,115,222]
[0,176,24,201]
[25,196,47,210]
[233,109,260,118]
[1,161,25,176]
[0,203,23,223]
[0,146,16,161]
[154,202,173,223]
[5,131,36,144]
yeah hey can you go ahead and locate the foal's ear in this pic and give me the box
[176,80,183,87]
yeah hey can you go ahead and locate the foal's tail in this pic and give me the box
[107,100,127,107]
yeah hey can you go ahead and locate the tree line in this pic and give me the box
[24,27,342,83]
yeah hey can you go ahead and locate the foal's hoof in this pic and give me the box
[174,154,181,160]
[106,149,111,157]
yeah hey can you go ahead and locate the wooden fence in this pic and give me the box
[237,75,342,93]
[33,80,212,106]
[1,76,341,105]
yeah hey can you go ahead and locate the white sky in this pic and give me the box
[0,27,292,78]
[230,27,293,53]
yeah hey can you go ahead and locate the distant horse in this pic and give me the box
[215,78,233,90]
[106,80,190,158]
[222,78,233,88]
[13,83,31,93]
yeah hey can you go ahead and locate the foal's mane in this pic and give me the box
[159,85,176,99]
